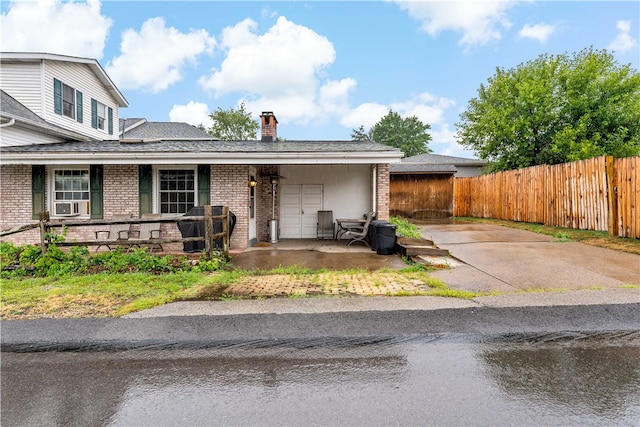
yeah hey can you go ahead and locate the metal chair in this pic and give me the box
[317,210,334,239]
[94,214,132,252]
[344,211,375,247]
[129,213,163,253]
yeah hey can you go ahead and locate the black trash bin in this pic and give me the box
[368,220,388,252]
[178,206,236,253]
[374,222,397,255]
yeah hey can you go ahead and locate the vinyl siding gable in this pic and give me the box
[0,62,44,116]
[42,60,119,140]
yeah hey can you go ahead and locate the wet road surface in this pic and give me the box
[2,331,639,426]
[2,303,640,426]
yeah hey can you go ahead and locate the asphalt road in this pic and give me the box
[2,302,639,352]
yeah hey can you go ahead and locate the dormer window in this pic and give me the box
[53,78,82,123]
[62,83,75,119]
[96,101,106,130]
[91,98,113,134]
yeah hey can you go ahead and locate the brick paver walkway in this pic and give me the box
[223,272,433,298]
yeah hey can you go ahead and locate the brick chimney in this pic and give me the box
[260,111,278,142]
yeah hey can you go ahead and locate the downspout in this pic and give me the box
[372,164,377,213]
[0,118,16,128]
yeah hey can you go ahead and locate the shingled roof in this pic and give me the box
[0,90,90,142]
[390,152,486,174]
[119,119,214,139]
[1,138,403,165]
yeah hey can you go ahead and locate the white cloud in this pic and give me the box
[341,92,455,129]
[0,0,111,59]
[390,93,456,127]
[430,124,476,157]
[518,22,556,43]
[199,16,340,123]
[340,103,391,130]
[169,101,212,128]
[106,17,215,93]
[396,0,515,48]
[339,92,458,154]
[608,20,637,54]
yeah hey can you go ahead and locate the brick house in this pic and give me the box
[0,52,402,250]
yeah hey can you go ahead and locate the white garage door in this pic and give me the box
[280,184,323,238]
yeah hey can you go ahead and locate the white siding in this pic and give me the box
[0,62,44,115]
[0,125,64,147]
[42,61,120,140]
[279,164,372,223]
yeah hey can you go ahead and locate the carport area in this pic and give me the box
[419,224,640,293]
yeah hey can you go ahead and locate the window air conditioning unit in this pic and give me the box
[54,202,80,217]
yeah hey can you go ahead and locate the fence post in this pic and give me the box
[222,206,229,260]
[204,205,213,259]
[605,156,617,236]
[38,211,50,255]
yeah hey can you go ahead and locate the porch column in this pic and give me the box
[375,163,390,220]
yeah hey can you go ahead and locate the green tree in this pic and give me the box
[207,102,259,140]
[350,125,373,141]
[457,48,640,172]
[352,110,432,157]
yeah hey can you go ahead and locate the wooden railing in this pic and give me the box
[454,156,639,239]
[1,205,230,259]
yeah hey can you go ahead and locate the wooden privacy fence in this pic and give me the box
[1,205,231,259]
[454,156,639,239]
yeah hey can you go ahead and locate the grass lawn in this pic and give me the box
[0,264,479,320]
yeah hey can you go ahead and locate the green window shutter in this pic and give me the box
[108,107,113,135]
[139,165,153,216]
[91,98,98,129]
[76,91,83,123]
[198,165,211,206]
[53,79,62,115]
[89,165,103,219]
[31,165,46,220]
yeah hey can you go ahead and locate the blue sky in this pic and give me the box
[1,1,638,157]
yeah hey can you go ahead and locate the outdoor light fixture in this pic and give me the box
[270,175,279,185]
[248,179,258,188]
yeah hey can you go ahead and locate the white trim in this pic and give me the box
[152,165,198,215]
[47,165,91,219]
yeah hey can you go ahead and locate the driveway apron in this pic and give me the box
[420,224,640,293]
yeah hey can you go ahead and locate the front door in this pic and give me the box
[280,184,323,238]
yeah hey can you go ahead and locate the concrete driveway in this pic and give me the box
[419,224,640,293]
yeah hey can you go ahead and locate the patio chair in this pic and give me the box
[94,214,132,252]
[129,213,163,253]
[316,210,334,240]
[344,211,375,247]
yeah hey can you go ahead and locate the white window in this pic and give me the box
[51,168,90,217]
[62,83,75,119]
[96,101,106,130]
[156,167,197,214]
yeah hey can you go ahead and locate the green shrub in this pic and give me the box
[1,241,227,278]
[389,216,422,239]
[0,242,21,268]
